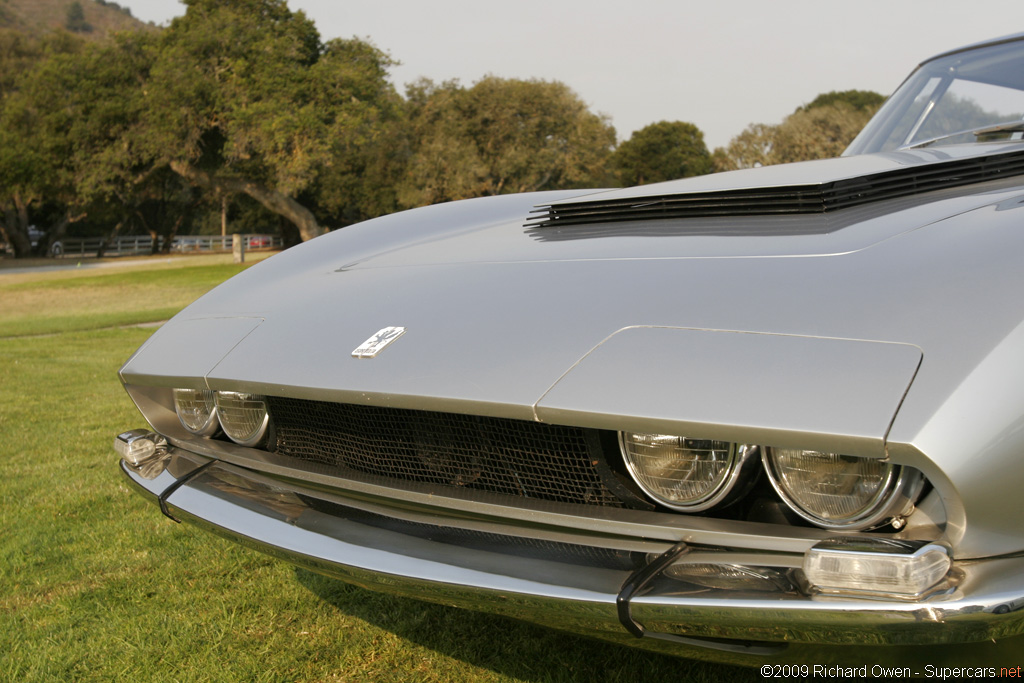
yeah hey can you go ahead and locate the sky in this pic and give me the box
[117,0,1024,150]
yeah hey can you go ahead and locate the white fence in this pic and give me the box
[53,234,282,258]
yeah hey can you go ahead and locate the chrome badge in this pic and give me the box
[352,326,406,359]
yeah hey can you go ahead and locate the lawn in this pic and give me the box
[0,255,758,682]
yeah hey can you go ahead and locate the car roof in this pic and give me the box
[923,31,1024,64]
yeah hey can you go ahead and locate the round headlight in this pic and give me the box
[619,433,753,511]
[763,448,922,530]
[173,388,218,436]
[215,391,269,447]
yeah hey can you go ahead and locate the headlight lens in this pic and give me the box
[214,391,269,447]
[763,448,921,530]
[619,433,752,511]
[173,388,218,436]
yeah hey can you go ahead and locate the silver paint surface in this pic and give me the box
[121,148,1024,558]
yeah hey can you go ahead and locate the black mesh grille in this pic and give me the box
[267,397,623,507]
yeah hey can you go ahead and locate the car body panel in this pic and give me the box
[534,327,922,458]
[120,317,264,388]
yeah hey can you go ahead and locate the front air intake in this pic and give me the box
[267,397,624,507]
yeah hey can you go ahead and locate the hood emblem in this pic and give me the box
[352,326,406,359]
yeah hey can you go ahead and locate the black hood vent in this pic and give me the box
[527,148,1024,228]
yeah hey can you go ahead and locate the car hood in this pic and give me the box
[122,145,1024,462]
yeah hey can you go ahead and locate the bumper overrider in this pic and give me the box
[117,430,1024,668]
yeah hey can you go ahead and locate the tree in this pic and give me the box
[612,121,712,186]
[1,28,217,256]
[138,0,402,240]
[309,113,408,228]
[65,2,92,33]
[0,30,89,257]
[95,0,134,17]
[714,91,884,171]
[798,89,886,113]
[0,0,14,29]
[713,122,777,171]
[770,103,880,164]
[398,76,615,208]
[11,31,160,252]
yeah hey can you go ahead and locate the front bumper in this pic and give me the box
[119,442,1024,667]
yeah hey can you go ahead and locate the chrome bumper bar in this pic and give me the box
[119,445,1024,667]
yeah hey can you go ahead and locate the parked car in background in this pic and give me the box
[116,33,1024,667]
[28,226,62,257]
[1,226,63,257]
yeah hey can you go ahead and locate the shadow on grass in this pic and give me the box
[295,569,760,682]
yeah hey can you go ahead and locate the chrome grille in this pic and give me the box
[267,397,623,507]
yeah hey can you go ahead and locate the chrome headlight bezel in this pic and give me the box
[762,447,924,530]
[618,432,758,512]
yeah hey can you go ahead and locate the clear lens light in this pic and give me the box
[659,561,792,593]
[765,448,903,529]
[620,433,740,511]
[804,539,951,597]
[215,391,269,446]
[174,388,218,435]
[114,429,158,466]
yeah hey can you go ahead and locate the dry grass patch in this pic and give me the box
[0,255,274,337]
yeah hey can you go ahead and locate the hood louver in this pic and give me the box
[527,149,1024,228]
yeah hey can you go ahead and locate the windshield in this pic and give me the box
[845,37,1024,155]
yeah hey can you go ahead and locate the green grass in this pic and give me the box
[0,257,758,682]
[0,261,257,337]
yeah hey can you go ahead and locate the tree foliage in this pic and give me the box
[714,92,884,171]
[771,104,879,164]
[612,121,712,185]
[0,29,89,256]
[798,89,886,113]
[398,77,615,208]
[138,0,402,240]
[65,1,92,33]
[95,0,134,18]
[2,3,621,256]
[0,0,785,258]
[712,123,775,172]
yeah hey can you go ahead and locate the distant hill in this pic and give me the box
[0,0,151,39]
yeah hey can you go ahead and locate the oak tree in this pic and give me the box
[398,77,615,207]
[612,121,712,186]
[140,0,401,240]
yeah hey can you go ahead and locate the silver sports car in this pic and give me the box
[117,33,1024,667]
